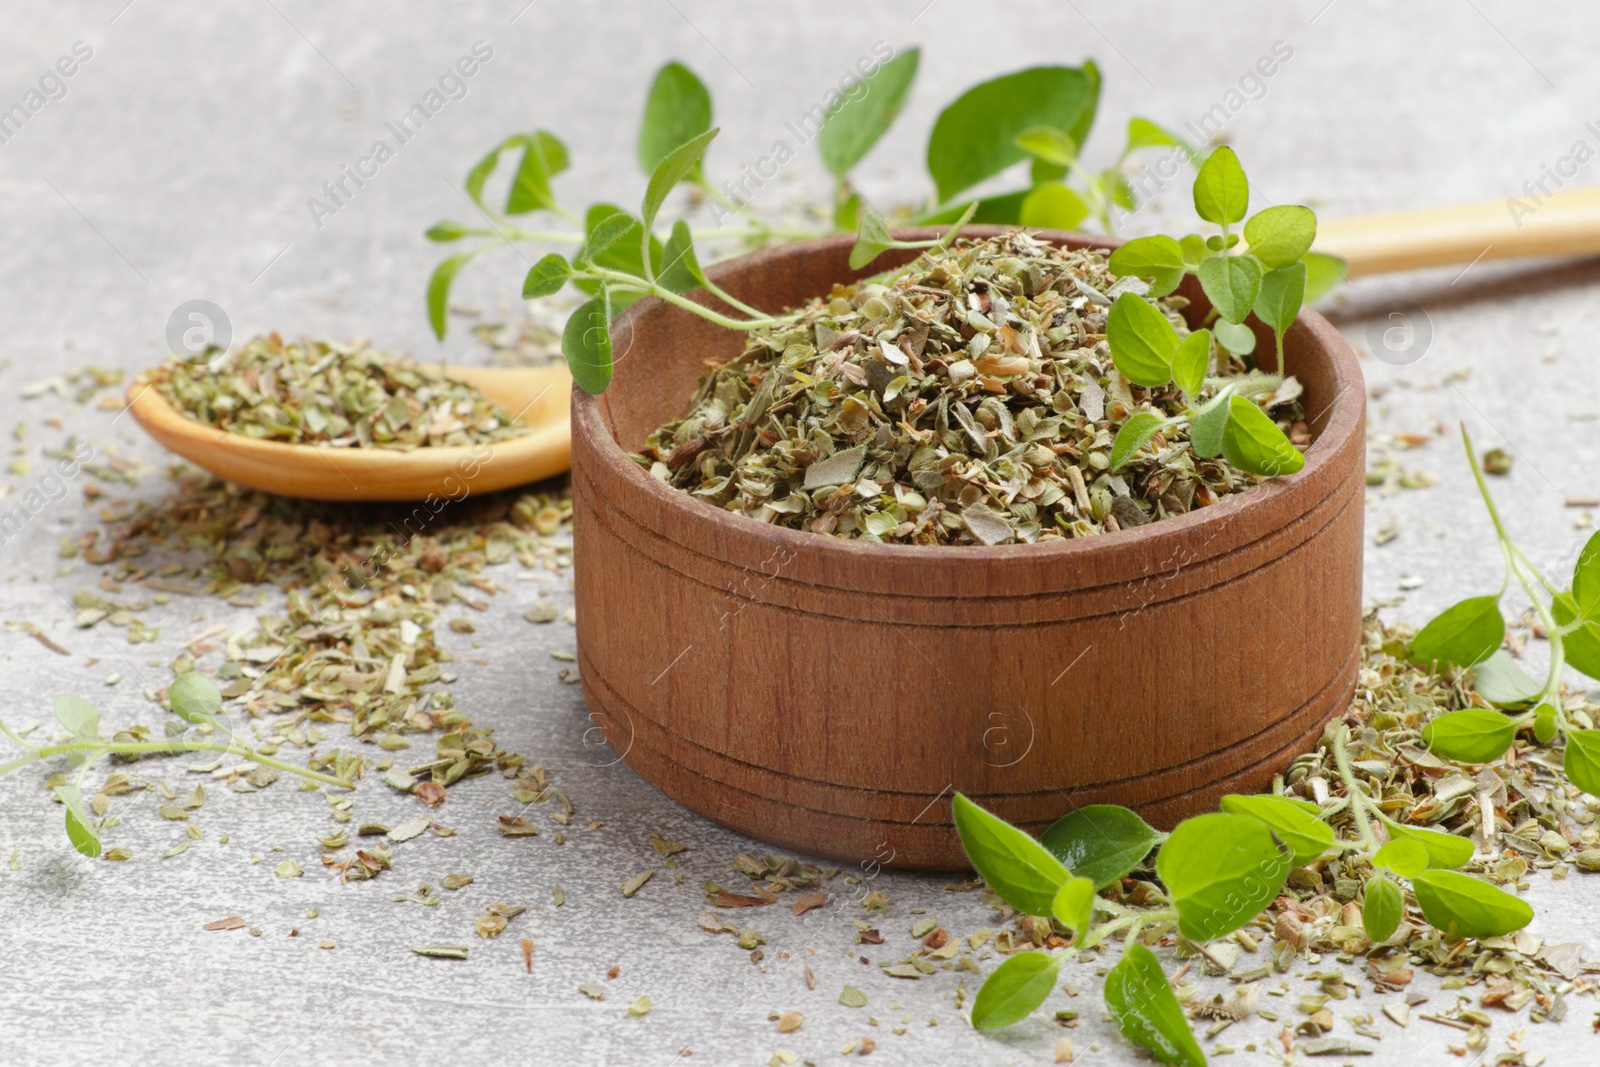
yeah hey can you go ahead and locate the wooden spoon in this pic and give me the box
[126,362,572,502]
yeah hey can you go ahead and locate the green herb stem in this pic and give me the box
[1330,724,1382,853]
[590,268,784,331]
[14,739,353,789]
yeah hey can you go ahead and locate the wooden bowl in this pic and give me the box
[571,228,1364,870]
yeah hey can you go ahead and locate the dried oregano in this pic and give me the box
[634,231,1305,545]
[148,334,530,450]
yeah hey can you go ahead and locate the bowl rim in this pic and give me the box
[572,228,1363,585]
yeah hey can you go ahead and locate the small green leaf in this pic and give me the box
[1572,528,1600,618]
[1103,942,1206,1067]
[1552,592,1600,680]
[1410,595,1504,669]
[54,785,102,858]
[1213,319,1257,356]
[1051,876,1097,940]
[1178,234,1209,267]
[1242,205,1317,269]
[1411,870,1533,940]
[1106,293,1178,388]
[562,294,613,395]
[1192,145,1249,226]
[522,253,572,299]
[505,131,569,215]
[1013,125,1077,166]
[952,793,1070,916]
[1188,390,1232,459]
[1019,182,1090,230]
[426,251,480,341]
[1372,837,1429,878]
[971,951,1060,1031]
[1218,793,1334,866]
[1124,117,1198,159]
[1469,650,1542,708]
[1534,703,1558,743]
[1197,253,1261,325]
[1109,235,1187,298]
[1253,262,1306,340]
[1383,822,1473,870]
[657,219,707,294]
[53,694,99,742]
[1221,396,1304,477]
[1039,804,1161,889]
[1110,413,1166,473]
[818,48,921,178]
[1421,708,1517,764]
[1363,872,1404,943]
[642,127,719,232]
[1157,812,1289,942]
[638,62,712,175]
[170,671,221,724]
[1171,330,1210,399]
[926,65,1098,202]
[578,212,639,266]
[1301,251,1347,303]
[1563,728,1600,797]
[848,208,896,271]
[425,221,469,242]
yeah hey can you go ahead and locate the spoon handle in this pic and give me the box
[1315,187,1600,278]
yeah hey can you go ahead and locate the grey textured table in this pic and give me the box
[2,2,1598,1063]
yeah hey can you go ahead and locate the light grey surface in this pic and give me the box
[2,2,1598,1064]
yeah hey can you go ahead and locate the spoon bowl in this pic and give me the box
[126,362,572,501]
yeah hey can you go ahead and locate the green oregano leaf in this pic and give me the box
[1103,942,1205,1067]
[926,65,1098,202]
[1421,708,1517,764]
[1301,251,1347,303]
[818,48,921,178]
[1409,595,1504,668]
[971,950,1060,1031]
[578,211,639,266]
[53,694,99,742]
[657,219,707,294]
[1362,872,1404,943]
[1170,329,1210,400]
[505,131,569,215]
[1188,389,1232,459]
[1410,870,1533,940]
[952,793,1069,916]
[426,250,480,340]
[1110,412,1166,473]
[1563,728,1600,797]
[1018,182,1090,230]
[1109,235,1187,298]
[1383,821,1473,870]
[637,61,712,175]
[1051,876,1097,940]
[1469,650,1542,708]
[1039,804,1161,889]
[1221,396,1304,476]
[1572,527,1600,618]
[1013,125,1077,166]
[1242,204,1317,268]
[1192,145,1249,226]
[1217,793,1334,866]
[1157,812,1289,942]
[642,127,720,232]
[563,293,614,395]
[1253,261,1306,355]
[169,671,221,724]
[1372,837,1429,878]
[425,221,469,242]
[1106,292,1178,387]
[1196,253,1261,325]
[522,253,572,299]
[54,785,102,859]
[1534,703,1558,744]
[1212,319,1257,356]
